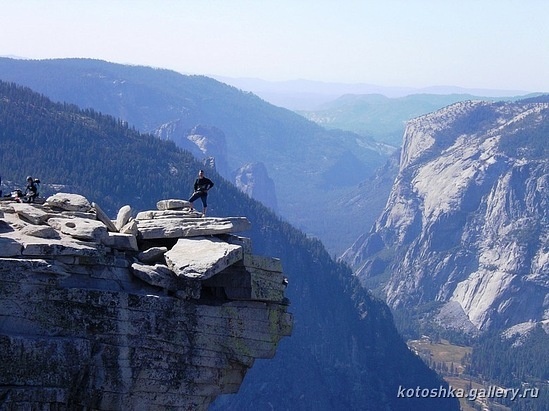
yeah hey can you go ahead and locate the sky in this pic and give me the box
[1,0,549,93]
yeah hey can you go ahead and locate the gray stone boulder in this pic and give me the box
[115,205,132,231]
[131,262,178,290]
[21,238,102,259]
[165,236,243,280]
[45,193,92,212]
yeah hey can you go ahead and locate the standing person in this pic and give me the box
[188,170,214,217]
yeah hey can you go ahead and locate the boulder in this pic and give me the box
[115,205,132,231]
[165,236,243,280]
[221,234,253,255]
[45,193,92,212]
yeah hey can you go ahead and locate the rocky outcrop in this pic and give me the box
[233,162,279,212]
[0,193,292,410]
[342,99,549,333]
[155,122,229,176]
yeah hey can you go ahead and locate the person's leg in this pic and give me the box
[188,192,200,211]
[201,194,208,217]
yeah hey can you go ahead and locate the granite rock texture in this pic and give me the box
[342,100,549,333]
[0,194,292,410]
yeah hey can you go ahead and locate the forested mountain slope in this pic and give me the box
[0,57,390,255]
[0,81,458,410]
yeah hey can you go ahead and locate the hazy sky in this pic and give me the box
[2,0,549,92]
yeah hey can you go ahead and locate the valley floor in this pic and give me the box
[408,338,513,411]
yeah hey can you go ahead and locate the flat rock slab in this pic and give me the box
[136,210,197,220]
[48,217,108,242]
[102,232,138,251]
[137,217,251,240]
[91,202,118,232]
[21,239,102,258]
[11,203,49,225]
[156,199,192,210]
[165,236,243,280]
[20,225,60,239]
[130,262,202,298]
[131,262,179,290]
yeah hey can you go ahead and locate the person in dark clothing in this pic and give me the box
[24,176,39,203]
[188,170,214,216]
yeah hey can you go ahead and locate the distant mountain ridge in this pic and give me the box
[213,75,533,110]
[298,93,539,146]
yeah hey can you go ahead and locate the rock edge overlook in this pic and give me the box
[0,193,292,410]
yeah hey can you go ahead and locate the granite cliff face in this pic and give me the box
[233,162,279,212]
[342,99,549,333]
[0,194,292,410]
[155,123,230,176]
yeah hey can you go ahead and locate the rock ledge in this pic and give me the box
[0,194,292,410]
